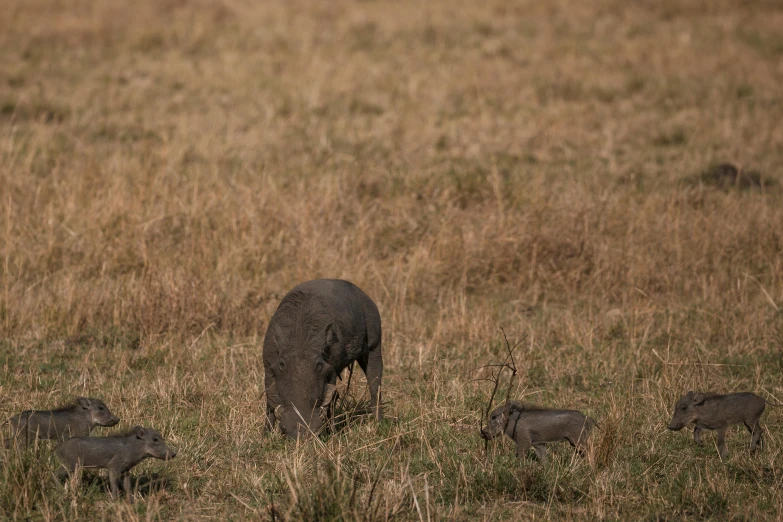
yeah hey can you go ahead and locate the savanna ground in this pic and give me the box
[1,0,783,519]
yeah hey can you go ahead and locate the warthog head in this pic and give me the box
[78,397,120,428]
[481,403,513,440]
[269,321,339,440]
[134,426,177,460]
[668,391,704,431]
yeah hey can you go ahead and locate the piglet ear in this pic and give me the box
[77,397,91,409]
[692,393,705,406]
[134,426,146,439]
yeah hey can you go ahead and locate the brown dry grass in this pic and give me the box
[1,0,783,519]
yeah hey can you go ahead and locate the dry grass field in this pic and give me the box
[2,0,783,519]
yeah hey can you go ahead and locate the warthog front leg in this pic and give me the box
[693,426,703,446]
[533,444,548,463]
[717,428,728,460]
[514,431,533,460]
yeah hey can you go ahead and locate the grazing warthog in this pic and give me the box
[55,426,177,502]
[668,391,780,459]
[3,397,120,447]
[263,279,383,440]
[481,401,595,462]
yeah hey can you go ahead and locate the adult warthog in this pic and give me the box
[263,279,383,439]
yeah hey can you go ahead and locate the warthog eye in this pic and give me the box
[153,437,159,442]
[278,360,285,371]
[680,405,687,410]
[99,406,104,410]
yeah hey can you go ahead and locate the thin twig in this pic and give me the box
[479,328,525,454]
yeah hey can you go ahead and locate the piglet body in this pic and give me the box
[55,426,176,501]
[668,391,769,459]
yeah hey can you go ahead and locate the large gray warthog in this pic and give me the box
[262,279,383,439]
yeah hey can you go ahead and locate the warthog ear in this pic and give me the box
[692,393,706,406]
[77,397,91,409]
[134,426,146,439]
[502,400,513,419]
[325,323,338,346]
[320,383,337,408]
[273,322,286,352]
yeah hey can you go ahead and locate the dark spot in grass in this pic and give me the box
[0,101,15,117]
[89,124,162,144]
[474,22,495,37]
[0,99,70,123]
[653,128,687,147]
[694,163,774,191]
[435,134,449,151]
[64,327,142,350]
[736,27,783,58]
[350,21,379,52]
[7,76,24,88]
[536,79,585,105]
[736,84,754,99]
[422,25,438,46]
[349,98,384,116]
[130,348,167,371]
[134,32,166,52]
[625,75,647,96]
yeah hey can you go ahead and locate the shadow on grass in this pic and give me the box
[327,394,378,436]
[60,471,176,499]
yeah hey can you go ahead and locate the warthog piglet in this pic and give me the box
[55,426,176,501]
[481,401,596,462]
[3,397,120,447]
[668,391,779,459]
